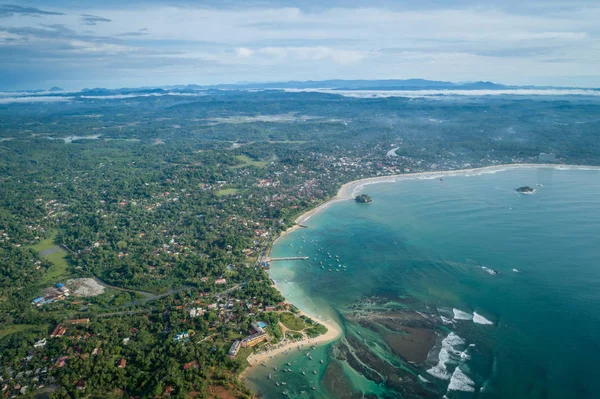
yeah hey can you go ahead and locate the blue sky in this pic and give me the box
[0,0,598,90]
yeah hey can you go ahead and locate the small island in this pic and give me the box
[516,186,536,194]
[355,194,373,203]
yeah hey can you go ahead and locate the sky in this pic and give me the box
[0,0,599,90]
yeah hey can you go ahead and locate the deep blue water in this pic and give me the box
[247,167,600,399]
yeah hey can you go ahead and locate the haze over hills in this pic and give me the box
[4,79,598,97]
[173,79,507,91]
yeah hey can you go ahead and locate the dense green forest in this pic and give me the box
[0,90,599,397]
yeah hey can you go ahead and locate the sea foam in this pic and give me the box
[427,333,465,380]
[473,312,494,325]
[448,367,476,392]
[453,308,473,320]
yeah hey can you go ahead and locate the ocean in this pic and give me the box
[245,167,600,399]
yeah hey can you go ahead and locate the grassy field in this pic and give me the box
[215,188,240,197]
[230,155,269,169]
[0,324,49,339]
[279,312,307,331]
[28,231,70,284]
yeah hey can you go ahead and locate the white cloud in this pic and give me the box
[0,96,73,104]
[1,1,599,88]
[246,46,367,64]
[284,88,600,98]
[235,47,253,58]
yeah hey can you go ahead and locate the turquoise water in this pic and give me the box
[246,167,600,398]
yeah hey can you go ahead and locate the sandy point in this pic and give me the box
[239,310,342,380]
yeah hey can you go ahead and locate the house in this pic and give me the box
[117,358,126,368]
[69,318,89,325]
[34,338,47,348]
[228,340,241,358]
[32,297,44,306]
[183,361,199,370]
[55,356,68,368]
[163,386,174,396]
[251,322,265,334]
[241,332,268,348]
[74,380,86,391]
[50,324,67,338]
[189,308,205,318]
[174,330,194,342]
[215,278,226,285]
[265,305,276,312]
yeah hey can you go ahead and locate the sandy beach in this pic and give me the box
[239,309,342,380]
[246,310,342,366]
[294,163,600,228]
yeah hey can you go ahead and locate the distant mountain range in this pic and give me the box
[171,79,508,91]
[6,79,598,96]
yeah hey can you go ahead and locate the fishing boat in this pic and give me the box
[320,359,324,364]
[268,374,272,379]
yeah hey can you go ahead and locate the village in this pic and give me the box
[4,267,305,398]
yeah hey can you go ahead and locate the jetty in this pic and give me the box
[267,256,309,262]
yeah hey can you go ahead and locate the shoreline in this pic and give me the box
[239,308,342,380]
[274,163,600,247]
[241,162,599,382]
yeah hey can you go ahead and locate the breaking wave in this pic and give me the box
[427,332,465,380]
[448,367,476,392]
[453,308,473,320]
[473,312,494,325]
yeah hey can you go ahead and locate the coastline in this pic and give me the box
[239,309,342,380]
[242,162,599,382]
[276,163,600,246]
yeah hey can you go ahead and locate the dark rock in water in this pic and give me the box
[322,360,363,398]
[516,186,535,194]
[335,335,438,398]
[355,194,373,203]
